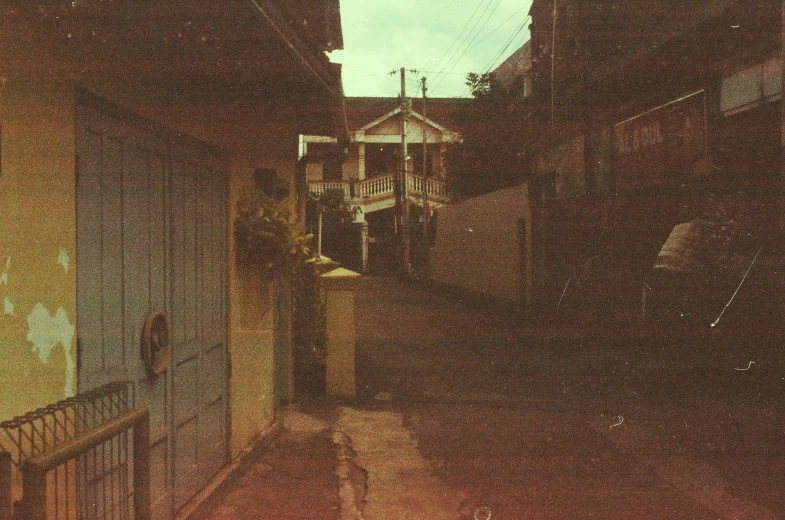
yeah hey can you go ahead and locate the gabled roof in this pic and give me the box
[344,97,470,133]
[358,107,449,134]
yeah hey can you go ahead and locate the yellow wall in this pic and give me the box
[81,94,301,458]
[141,112,300,458]
[343,155,360,180]
[367,116,444,143]
[0,79,78,420]
[89,100,301,459]
[306,161,324,181]
[0,12,303,459]
[225,138,298,458]
[430,184,532,305]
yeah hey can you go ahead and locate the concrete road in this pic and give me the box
[345,277,785,519]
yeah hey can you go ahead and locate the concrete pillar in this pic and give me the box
[358,142,366,180]
[321,267,361,397]
[360,221,369,273]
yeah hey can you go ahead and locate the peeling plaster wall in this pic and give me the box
[0,9,301,455]
[0,79,77,420]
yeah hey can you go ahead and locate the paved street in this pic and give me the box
[351,277,785,519]
[197,276,785,519]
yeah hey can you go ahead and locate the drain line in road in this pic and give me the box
[332,429,369,520]
[333,407,465,520]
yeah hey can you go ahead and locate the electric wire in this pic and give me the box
[435,0,501,91]
[429,0,497,86]
[427,0,491,82]
[482,15,531,75]
[462,3,530,56]
[339,5,530,98]
[458,14,531,97]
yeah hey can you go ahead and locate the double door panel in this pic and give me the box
[76,98,228,520]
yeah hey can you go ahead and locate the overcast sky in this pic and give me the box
[329,0,533,98]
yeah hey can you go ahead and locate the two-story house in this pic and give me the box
[302,96,466,273]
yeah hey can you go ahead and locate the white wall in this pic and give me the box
[430,184,532,305]
[721,56,782,114]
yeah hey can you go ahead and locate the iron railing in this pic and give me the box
[0,383,149,520]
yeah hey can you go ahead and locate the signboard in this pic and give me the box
[613,91,706,190]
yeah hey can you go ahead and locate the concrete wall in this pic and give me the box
[225,139,298,458]
[0,12,302,460]
[0,13,79,421]
[0,80,78,420]
[343,154,360,180]
[306,161,324,181]
[366,116,444,144]
[430,184,532,305]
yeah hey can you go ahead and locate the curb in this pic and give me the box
[178,418,285,520]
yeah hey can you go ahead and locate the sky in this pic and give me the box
[329,0,533,99]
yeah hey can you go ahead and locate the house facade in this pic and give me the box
[524,0,784,329]
[302,97,465,273]
[0,1,346,518]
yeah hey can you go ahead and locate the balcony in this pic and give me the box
[308,174,449,214]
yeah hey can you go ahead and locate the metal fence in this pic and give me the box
[0,383,149,520]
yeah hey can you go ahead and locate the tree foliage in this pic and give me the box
[309,188,360,223]
[234,188,313,274]
[446,72,532,199]
[306,188,362,269]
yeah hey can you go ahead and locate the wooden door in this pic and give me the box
[76,94,228,520]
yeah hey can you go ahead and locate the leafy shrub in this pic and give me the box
[234,187,312,276]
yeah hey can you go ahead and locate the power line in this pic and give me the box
[431,0,504,90]
[427,0,490,80]
[431,0,502,91]
[458,16,531,97]
[462,3,530,56]
[429,0,496,85]
[481,16,530,74]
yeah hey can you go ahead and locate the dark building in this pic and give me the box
[526,0,784,332]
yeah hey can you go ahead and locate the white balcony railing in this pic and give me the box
[308,180,351,196]
[308,174,447,202]
[356,175,395,198]
[406,175,448,199]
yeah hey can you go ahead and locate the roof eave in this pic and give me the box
[247,0,342,97]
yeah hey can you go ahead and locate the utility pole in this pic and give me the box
[389,67,419,277]
[781,0,785,232]
[400,68,412,277]
[421,75,429,282]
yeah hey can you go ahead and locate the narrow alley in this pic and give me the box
[196,276,785,519]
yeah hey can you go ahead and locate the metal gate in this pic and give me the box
[75,92,228,520]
